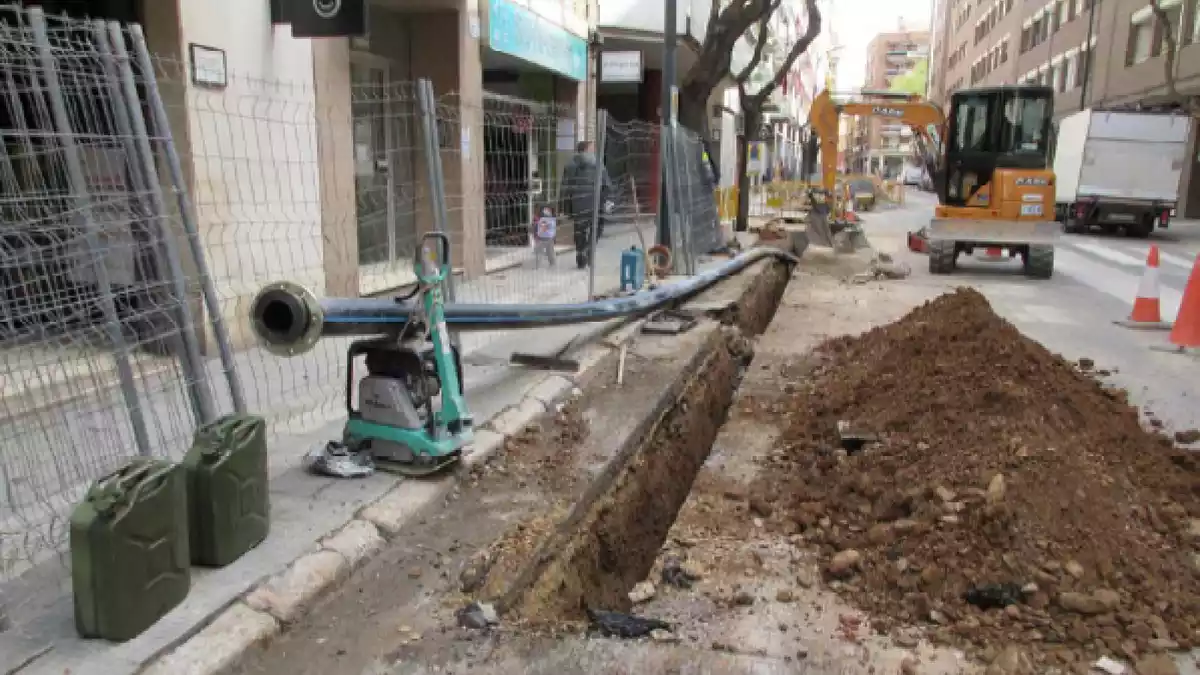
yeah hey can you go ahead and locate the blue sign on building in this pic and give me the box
[486,0,588,82]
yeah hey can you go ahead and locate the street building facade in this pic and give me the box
[596,0,833,190]
[846,26,931,176]
[927,0,1200,215]
[16,0,599,352]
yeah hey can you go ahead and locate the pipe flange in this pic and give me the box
[250,281,324,358]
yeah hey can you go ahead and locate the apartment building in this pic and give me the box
[927,0,1200,215]
[852,28,931,176]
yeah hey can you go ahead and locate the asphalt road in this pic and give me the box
[862,189,1200,437]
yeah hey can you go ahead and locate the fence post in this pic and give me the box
[664,125,691,275]
[126,23,245,414]
[95,20,214,424]
[587,110,609,301]
[680,134,699,275]
[28,7,153,456]
[415,79,455,297]
[415,78,466,363]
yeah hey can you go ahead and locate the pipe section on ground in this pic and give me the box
[250,247,799,357]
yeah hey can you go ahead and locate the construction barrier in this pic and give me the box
[1116,245,1172,331]
[1165,255,1200,352]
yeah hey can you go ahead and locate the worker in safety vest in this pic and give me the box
[701,147,718,187]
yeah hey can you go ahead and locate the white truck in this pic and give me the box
[1052,109,1190,238]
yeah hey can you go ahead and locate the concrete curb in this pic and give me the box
[136,323,644,675]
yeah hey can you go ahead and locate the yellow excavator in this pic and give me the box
[807,85,1059,278]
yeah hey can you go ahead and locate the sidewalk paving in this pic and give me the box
[0,219,687,675]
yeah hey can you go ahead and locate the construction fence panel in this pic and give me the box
[664,124,723,272]
[594,116,658,292]
[0,8,241,596]
[0,7,729,627]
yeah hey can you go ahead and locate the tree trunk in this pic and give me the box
[734,132,750,232]
[678,81,711,138]
[802,131,818,180]
[735,107,763,232]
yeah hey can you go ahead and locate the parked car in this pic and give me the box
[901,164,927,186]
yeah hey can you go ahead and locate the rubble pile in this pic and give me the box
[755,288,1200,666]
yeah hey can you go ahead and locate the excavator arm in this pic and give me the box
[808,89,947,194]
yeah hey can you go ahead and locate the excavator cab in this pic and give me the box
[928,85,1060,279]
[939,86,1054,206]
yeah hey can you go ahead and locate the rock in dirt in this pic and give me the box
[628,580,657,604]
[750,288,1200,662]
[1093,656,1126,675]
[660,556,702,589]
[1133,654,1180,675]
[828,549,862,578]
[456,601,499,629]
[986,645,1033,675]
[1058,590,1119,615]
[796,566,818,588]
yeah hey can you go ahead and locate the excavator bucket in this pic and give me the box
[804,191,835,248]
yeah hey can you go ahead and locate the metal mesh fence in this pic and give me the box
[0,8,240,590]
[0,4,723,629]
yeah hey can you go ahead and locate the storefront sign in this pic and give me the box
[284,0,368,38]
[486,0,587,82]
[601,51,642,83]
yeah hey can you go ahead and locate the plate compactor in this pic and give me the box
[341,233,474,476]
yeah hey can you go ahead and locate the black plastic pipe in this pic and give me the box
[251,247,798,357]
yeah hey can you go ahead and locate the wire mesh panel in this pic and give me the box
[599,117,658,279]
[0,8,232,590]
[663,123,725,273]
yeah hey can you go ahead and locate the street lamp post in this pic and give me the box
[658,0,677,249]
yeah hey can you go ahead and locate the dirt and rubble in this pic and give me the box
[740,287,1200,672]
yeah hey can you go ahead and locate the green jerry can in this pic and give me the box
[182,414,270,567]
[70,458,190,641]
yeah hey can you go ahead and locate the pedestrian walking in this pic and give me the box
[559,140,612,269]
[531,204,557,269]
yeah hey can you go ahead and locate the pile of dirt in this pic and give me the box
[752,287,1200,666]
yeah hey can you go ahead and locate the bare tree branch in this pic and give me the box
[734,0,782,84]
[1149,0,1200,118]
[686,0,775,92]
[749,0,822,106]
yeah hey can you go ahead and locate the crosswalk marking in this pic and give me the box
[1063,238,1198,272]
[1053,247,1184,322]
[1157,250,1196,270]
[1066,239,1146,267]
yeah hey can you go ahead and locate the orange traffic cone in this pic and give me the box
[1116,245,1172,330]
[1164,255,1200,352]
